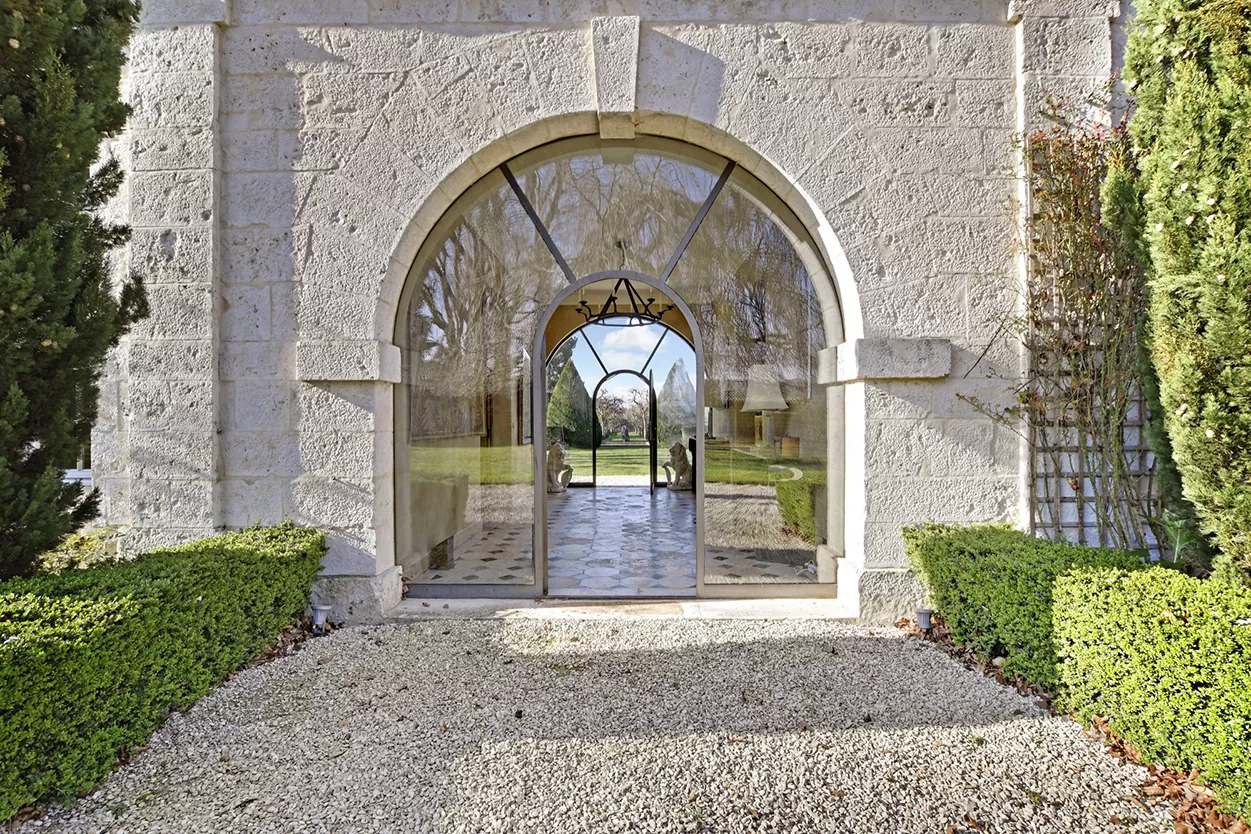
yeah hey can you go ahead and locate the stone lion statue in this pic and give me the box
[546,442,574,493]
[662,442,693,491]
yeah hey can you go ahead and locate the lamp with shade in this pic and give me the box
[743,363,788,446]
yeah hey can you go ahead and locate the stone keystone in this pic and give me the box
[591,16,640,140]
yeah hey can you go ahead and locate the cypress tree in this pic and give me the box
[1108,0,1251,583]
[0,0,146,579]
[547,361,594,448]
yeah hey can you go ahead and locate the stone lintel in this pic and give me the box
[1007,0,1121,20]
[297,341,401,384]
[140,0,229,25]
[591,16,640,140]
[829,338,952,383]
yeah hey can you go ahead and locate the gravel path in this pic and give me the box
[20,620,1169,834]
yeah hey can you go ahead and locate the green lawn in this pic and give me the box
[409,440,822,485]
[565,445,649,476]
[410,444,532,485]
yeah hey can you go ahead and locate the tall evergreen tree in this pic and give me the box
[0,0,146,579]
[547,360,595,448]
[546,335,577,392]
[1106,0,1251,584]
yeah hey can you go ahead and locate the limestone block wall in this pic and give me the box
[96,22,224,553]
[95,0,1125,622]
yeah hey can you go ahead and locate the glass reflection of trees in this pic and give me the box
[670,175,824,411]
[399,140,834,589]
[407,178,562,442]
[516,148,722,278]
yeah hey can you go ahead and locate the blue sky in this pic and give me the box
[568,323,696,399]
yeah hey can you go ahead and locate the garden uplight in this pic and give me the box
[312,605,332,637]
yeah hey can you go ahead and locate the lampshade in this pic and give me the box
[742,364,789,412]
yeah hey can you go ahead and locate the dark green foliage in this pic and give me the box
[0,523,325,818]
[907,523,1251,816]
[547,360,595,448]
[902,524,1142,689]
[776,469,825,543]
[0,0,146,579]
[1055,566,1251,816]
[546,335,577,392]
[1106,0,1251,583]
[1134,315,1213,571]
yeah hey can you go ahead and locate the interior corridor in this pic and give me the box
[547,487,696,596]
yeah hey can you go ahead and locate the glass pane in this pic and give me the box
[544,338,596,486]
[543,277,699,594]
[669,170,833,586]
[397,169,565,586]
[514,146,723,279]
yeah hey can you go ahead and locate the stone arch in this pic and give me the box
[377,115,863,347]
[388,132,856,603]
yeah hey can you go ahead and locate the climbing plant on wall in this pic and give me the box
[1106,0,1251,584]
[967,98,1166,555]
[0,0,147,579]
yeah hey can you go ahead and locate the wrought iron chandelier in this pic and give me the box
[575,276,674,328]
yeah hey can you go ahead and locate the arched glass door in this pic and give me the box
[395,137,842,599]
[588,369,655,491]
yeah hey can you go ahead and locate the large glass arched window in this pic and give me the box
[395,137,841,594]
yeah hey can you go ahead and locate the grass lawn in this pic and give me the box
[410,444,532,485]
[408,440,824,485]
[565,445,650,475]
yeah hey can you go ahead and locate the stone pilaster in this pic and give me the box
[120,3,227,550]
[1011,0,1122,129]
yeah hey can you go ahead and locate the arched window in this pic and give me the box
[395,136,841,596]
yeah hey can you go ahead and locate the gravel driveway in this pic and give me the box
[20,619,1169,834]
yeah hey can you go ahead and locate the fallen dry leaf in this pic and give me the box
[896,615,1250,834]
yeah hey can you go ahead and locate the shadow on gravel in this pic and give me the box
[268,620,1042,739]
[23,621,1162,834]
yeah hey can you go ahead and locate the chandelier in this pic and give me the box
[575,276,674,327]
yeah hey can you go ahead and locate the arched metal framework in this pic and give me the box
[588,369,652,488]
[588,369,656,491]
[546,315,694,365]
[397,134,843,600]
[532,270,706,596]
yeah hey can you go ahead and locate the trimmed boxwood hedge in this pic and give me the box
[1055,566,1251,817]
[0,523,325,819]
[902,523,1142,689]
[776,468,826,543]
[905,523,1251,817]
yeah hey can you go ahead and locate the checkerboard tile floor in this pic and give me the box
[413,524,536,585]
[404,487,817,595]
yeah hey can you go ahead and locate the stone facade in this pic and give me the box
[95,0,1125,623]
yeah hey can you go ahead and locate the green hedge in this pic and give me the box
[1055,566,1251,817]
[902,523,1142,689]
[777,469,826,544]
[906,523,1251,817]
[0,523,325,818]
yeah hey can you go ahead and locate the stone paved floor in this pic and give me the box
[547,487,696,596]
[405,488,818,595]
